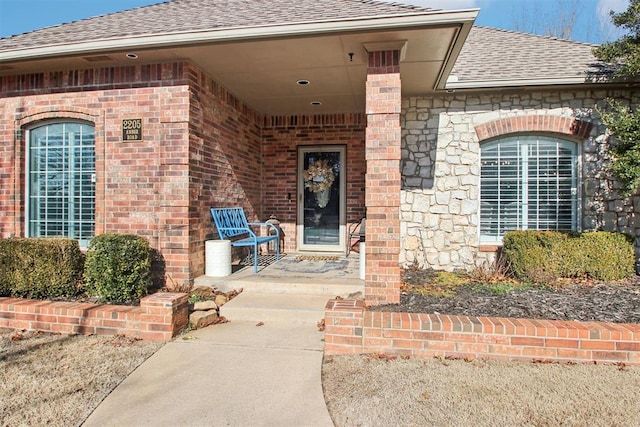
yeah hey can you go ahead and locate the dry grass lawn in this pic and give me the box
[323,354,640,427]
[0,329,163,426]
[4,327,640,427]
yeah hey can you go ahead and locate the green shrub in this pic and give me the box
[577,232,635,281]
[0,242,12,297]
[503,230,634,283]
[84,234,152,304]
[502,230,569,282]
[0,238,83,299]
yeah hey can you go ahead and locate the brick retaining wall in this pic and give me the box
[325,299,640,365]
[0,292,189,340]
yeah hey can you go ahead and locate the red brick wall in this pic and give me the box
[364,50,402,305]
[0,63,194,285]
[0,102,19,237]
[261,114,366,252]
[0,63,188,96]
[0,61,368,282]
[186,65,263,275]
[325,300,640,365]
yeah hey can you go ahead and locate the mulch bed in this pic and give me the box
[371,270,640,324]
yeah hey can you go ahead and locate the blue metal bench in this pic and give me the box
[210,207,280,273]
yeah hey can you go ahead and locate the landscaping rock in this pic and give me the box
[191,286,216,299]
[184,287,240,329]
[189,310,219,329]
[193,300,218,311]
[214,294,229,306]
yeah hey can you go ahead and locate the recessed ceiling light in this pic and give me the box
[310,101,322,106]
[126,53,139,59]
[296,79,310,86]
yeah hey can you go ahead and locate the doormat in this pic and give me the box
[295,255,341,262]
[269,256,351,275]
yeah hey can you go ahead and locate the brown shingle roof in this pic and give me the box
[1,1,605,89]
[0,0,433,51]
[450,26,600,86]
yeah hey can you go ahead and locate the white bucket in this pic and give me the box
[359,242,366,280]
[205,240,231,277]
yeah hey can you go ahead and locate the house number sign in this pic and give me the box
[122,118,143,141]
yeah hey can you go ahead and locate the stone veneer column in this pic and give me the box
[364,49,402,305]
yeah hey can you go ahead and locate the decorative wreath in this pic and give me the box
[303,159,335,193]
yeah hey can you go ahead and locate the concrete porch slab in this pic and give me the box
[194,252,364,325]
[195,252,364,297]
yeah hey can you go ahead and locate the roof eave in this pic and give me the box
[0,9,479,63]
[433,12,476,91]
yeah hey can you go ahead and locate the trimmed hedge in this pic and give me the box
[84,234,152,304]
[503,230,635,283]
[0,238,84,299]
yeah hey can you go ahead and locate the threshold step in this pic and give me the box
[195,276,363,298]
[220,292,333,325]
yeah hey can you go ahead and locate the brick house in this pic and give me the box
[0,0,635,305]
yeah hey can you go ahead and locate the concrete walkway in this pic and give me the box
[83,321,334,427]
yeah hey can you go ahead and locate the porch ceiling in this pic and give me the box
[181,26,461,114]
[1,23,472,115]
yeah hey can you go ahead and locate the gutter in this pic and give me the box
[445,76,595,90]
[0,9,478,63]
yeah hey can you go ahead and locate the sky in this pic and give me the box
[0,0,631,44]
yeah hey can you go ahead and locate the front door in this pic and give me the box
[298,146,346,252]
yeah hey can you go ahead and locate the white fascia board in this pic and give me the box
[434,19,475,90]
[445,76,591,89]
[0,9,479,62]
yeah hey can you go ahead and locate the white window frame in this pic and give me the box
[479,134,581,244]
[25,121,96,247]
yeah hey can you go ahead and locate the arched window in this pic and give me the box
[26,122,95,246]
[480,135,579,243]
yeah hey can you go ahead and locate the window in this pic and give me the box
[480,135,578,243]
[26,122,95,246]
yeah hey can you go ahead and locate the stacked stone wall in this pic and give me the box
[401,89,640,271]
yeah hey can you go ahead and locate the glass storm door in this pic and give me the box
[298,146,346,252]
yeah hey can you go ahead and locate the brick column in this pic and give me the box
[364,49,402,305]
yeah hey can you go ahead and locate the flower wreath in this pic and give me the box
[303,159,335,193]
